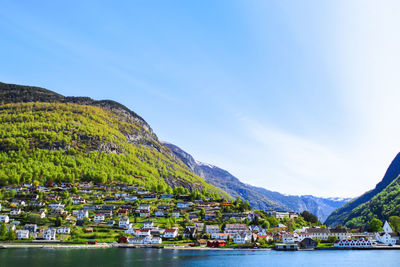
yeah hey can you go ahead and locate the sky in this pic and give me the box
[1,0,400,198]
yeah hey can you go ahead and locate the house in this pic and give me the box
[49,203,65,209]
[272,224,288,232]
[16,230,30,240]
[161,194,174,199]
[194,239,207,247]
[43,229,56,240]
[138,204,151,211]
[6,224,16,232]
[94,214,105,223]
[10,209,22,216]
[205,225,219,234]
[57,227,71,234]
[143,221,154,229]
[128,236,152,244]
[157,205,170,210]
[205,213,217,221]
[233,233,252,244]
[247,213,261,221]
[23,224,37,234]
[124,195,137,202]
[101,205,116,210]
[177,202,190,208]
[275,243,299,251]
[334,239,376,248]
[76,210,89,220]
[0,215,9,223]
[118,209,128,217]
[375,221,397,246]
[330,228,351,240]
[163,228,179,239]
[211,233,230,240]
[282,233,298,243]
[299,238,317,249]
[289,212,299,219]
[171,211,180,218]
[135,229,151,237]
[183,226,197,239]
[154,210,165,217]
[71,196,86,205]
[207,240,226,247]
[306,227,331,240]
[151,237,162,244]
[224,224,249,234]
[119,217,131,229]
[140,210,150,218]
[150,229,165,237]
[195,223,204,231]
[83,205,98,211]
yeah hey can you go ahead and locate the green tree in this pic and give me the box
[7,230,16,241]
[389,216,400,232]
[368,218,383,232]
[0,223,7,237]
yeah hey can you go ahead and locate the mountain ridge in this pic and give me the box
[164,142,350,221]
[325,152,400,226]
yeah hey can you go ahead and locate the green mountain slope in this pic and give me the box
[342,175,400,228]
[0,82,228,199]
[326,153,400,226]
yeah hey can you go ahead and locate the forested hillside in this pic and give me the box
[326,153,400,226]
[0,82,228,199]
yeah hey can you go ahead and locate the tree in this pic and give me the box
[55,216,63,227]
[0,223,7,237]
[368,218,383,232]
[327,235,338,243]
[7,230,16,241]
[389,216,400,232]
[300,211,318,224]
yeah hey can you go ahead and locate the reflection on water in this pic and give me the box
[0,248,399,267]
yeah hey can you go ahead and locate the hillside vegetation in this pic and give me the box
[326,153,400,226]
[334,176,400,228]
[0,83,228,199]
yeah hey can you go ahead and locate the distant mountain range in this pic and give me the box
[325,153,400,227]
[164,142,350,222]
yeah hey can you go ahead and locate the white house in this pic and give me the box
[124,195,137,202]
[163,228,178,239]
[224,224,249,234]
[49,203,65,209]
[211,233,230,240]
[233,233,252,244]
[0,215,9,223]
[151,237,162,244]
[128,236,152,244]
[282,233,299,243]
[334,239,376,248]
[57,227,71,234]
[171,212,180,218]
[138,204,151,212]
[375,221,397,246]
[94,214,105,223]
[155,210,165,217]
[76,210,89,220]
[10,209,21,216]
[16,230,30,240]
[119,217,131,229]
[43,229,56,240]
[177,202,190,208]
[206,225,220,234]
[135,229,151,237]
[143,221,154,229]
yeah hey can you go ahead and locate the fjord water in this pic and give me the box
[0,248,398,267]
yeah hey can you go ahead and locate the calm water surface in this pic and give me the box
[0,248,398,267]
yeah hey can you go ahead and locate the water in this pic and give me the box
[0,248,399,267]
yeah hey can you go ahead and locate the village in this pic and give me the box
[0,182,398,251]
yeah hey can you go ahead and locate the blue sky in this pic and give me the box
[1,1,400,197]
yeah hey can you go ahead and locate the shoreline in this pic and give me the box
[1,243,399,251]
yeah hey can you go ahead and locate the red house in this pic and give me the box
[118,236,128,243]
[207,240,226,247]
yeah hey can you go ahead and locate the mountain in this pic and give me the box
[164,142,350,221]
[0,82,228,199]
[326,153,400,226]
